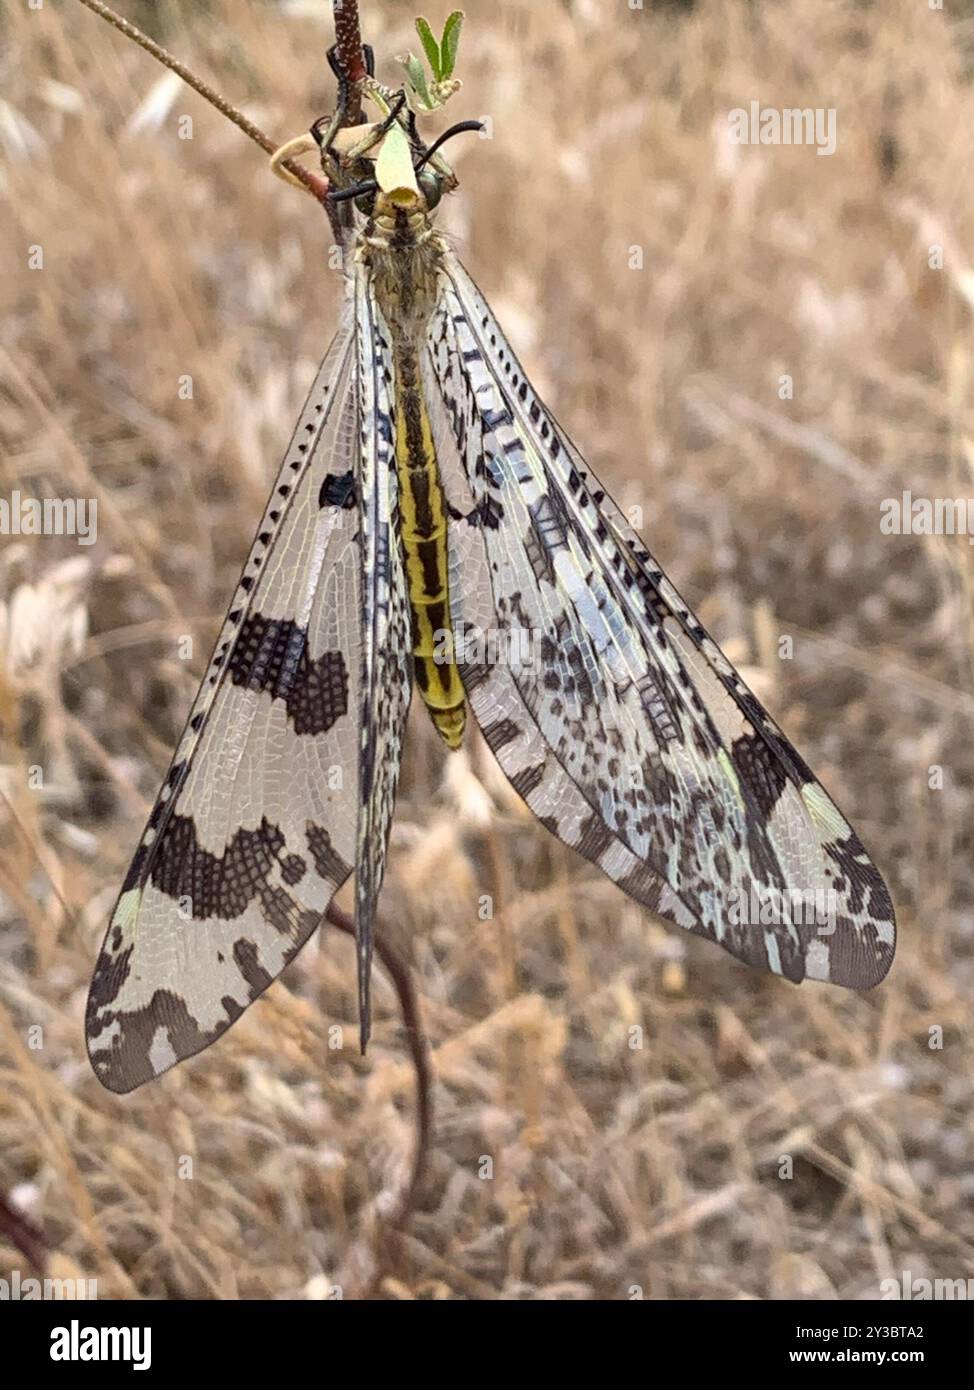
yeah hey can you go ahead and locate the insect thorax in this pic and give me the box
[358,201,446,337]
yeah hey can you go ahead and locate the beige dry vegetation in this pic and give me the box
[1,0,973,1300]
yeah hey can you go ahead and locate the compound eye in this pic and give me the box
[419,170,443,210]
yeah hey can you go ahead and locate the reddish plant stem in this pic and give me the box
[332,0,368,122]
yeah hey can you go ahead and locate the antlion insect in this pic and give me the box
[85,6,895,1094]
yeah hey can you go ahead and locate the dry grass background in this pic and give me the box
[1,0,973,1300]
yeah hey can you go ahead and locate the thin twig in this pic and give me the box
[325,905,432,1224]
[73,0,330,205]
[332,0,367,122]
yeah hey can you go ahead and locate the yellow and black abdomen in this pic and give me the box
[393,345,465,748]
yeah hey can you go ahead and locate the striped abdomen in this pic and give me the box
[393,345,465,748]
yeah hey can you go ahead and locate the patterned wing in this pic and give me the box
[424,256,895,990]
[351,267,413,1048]
[87,317,367,1093]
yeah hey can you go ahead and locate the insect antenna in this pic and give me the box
[415,120,486,170]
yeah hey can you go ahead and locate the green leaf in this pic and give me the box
[401,51,433,110]
[439,11,465,80]
[415,17,442,80]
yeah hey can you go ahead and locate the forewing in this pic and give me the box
[425,257,895,990]
[87,320,364,1092]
